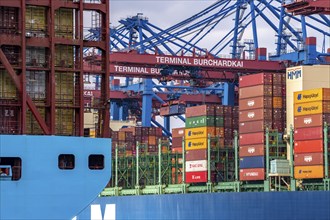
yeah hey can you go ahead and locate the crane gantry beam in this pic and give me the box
[84,51,286,81]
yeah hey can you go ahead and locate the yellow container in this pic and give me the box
[294,165,324,179]
[185,138,207,151]
[273,97,283,108]
[0,70,17,99]
[55,45,74,68]
[26,108,46,135]
[26,6,47,32]
[185,127,215,139]
[55,108,74,135]
[294,101,330,116]
[55,8,73,38]
[294,88,330,104]
[55,72,74,105]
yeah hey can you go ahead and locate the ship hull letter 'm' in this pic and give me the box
[90,204,116,220]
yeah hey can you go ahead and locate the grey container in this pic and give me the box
[270,159,290,175]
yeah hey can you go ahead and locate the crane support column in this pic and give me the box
[111,102,120,120]
[164,117,170,135]
[142,79,154,127]
[222,83,235,106]
[304,37,318,64]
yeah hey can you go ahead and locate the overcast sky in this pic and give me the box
[110,1,217,28]
[106,0,329,54]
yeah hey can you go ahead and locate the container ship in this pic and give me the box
[0,0,330,219]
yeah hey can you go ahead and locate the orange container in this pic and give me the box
[118,131,126,141]
[273,96,283,108]
[148,136,157,145]
[294,165,324,179]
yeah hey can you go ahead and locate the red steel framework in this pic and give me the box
[0,0,110,137]
[283,0,330,15]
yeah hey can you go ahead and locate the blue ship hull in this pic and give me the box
[78,191,330,220]
[0,135,111,220]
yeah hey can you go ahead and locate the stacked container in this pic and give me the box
[184,105,215,183]
[172,127,185,153]
[111,127,165,156]
[293,88,330,179]
[239,72,286,181]
[215,105,239,147]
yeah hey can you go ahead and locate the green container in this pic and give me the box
[215,117,224,127]
[185,116,215,128]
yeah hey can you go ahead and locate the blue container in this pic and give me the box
[239,156,264,169]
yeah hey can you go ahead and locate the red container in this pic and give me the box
[224,106,233,115]
[294,114,330,129]
[215,106,224,116]
[239,120,272,134]
[294,152,324,166]
[155,127,163,137]
[135,127,143,136]
[172,137,183,148]
[172,127,185,138]
[171,147,183,153]
[185,105,215,118]
[239,132,264,146]
[239,145,264,157]
[239,73,273,88]
[294,127,323,141]
[142,127,149,135]
[148,127,156,135]
[272,73,284,85]
[273,121,285,132]
[256,48,267,57]
[240,168,265,181]
[272,85,284,96]
[0,106,20,134]
[239,96,273,111]
[111,79,120,86]
[186,149,207,161]
[215,127,224,137]
[185,171,207,183]
[273,108,284,120]
[224,117,233,127]
[239,109,272,122]
[239,85,272,99]
[294,140,324,154]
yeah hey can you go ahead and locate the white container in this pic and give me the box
[286,65,330,160]
[185,160,207,172]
